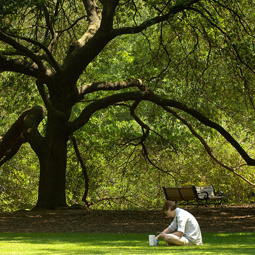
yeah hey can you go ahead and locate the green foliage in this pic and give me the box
[0,145,39,212]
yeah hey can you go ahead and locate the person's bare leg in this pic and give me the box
[158,232,185,246]
[164,234,185,245]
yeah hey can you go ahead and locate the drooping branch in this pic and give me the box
[130,101,179,185]
[190,5,255,75]
[42,3,58,53]
[212,0,254,37]
[68,90,255,167]
[162,106,255,186]
[130,100,254,186]
[151,94,255,166]
[57,15,87,34]
[70,135,90,207]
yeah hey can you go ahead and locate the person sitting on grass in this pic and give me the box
[155,200,202,246]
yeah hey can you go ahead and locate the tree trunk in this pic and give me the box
[34,111,68,209]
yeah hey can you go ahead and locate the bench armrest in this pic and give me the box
[216,191,224,197]
[198,191,209,199]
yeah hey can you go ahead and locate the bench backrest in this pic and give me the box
[179,186,198,201]
[163,186,198,201]
[196,186,215,199]
[163,187,183,201]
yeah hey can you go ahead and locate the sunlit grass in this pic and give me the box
[0,232,254,254]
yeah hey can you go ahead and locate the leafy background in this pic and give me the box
[0,0,255,211]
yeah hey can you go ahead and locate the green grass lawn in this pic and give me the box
[0,232,254,255]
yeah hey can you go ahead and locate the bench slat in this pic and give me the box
[163,187,182,201]
[179,186,197,201]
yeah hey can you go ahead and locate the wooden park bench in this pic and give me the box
[163,185,223,207]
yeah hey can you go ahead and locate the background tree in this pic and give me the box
[0,0,254,210]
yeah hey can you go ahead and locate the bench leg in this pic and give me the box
[196,199,208,207]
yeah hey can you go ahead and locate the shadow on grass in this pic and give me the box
[0,232,254,254]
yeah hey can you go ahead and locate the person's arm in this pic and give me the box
[171,231,183,237]
[155,227,172,240]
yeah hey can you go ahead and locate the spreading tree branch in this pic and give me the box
[0,55,39,77]
[68,90,255,168]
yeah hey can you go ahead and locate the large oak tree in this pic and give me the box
[0,0,254,209]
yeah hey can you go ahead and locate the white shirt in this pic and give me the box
[168,208,203,245]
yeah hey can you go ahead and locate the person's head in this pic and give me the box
[163,201,178,218]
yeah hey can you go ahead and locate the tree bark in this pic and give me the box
[34,111,68,209]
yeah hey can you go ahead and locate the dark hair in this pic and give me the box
[163,201,178,212]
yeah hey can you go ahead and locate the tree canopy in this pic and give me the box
[0,0,254,210]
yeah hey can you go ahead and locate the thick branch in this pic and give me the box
[0,136,25,167]
[0,108,33,159]
[61,0,104,81]
[77,0,102,46]
[22,106,46,154]
[0,55,39,77]
[77,78,145,100]
[99,0,119,31]
[0,106,45,164]
[36,75,55,112]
